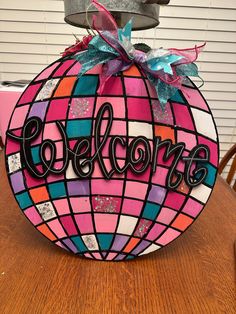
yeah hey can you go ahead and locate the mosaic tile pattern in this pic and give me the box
[5,56,219,261]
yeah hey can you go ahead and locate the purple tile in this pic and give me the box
[28,101,49,120]
[115,254,127,261]
[10,171,25,193]
[111,235,129,251]
[67,180,90,196]
[131,240,150,255]
[148,185,166,204]
[63,238,78,253]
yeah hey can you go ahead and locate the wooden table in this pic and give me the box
[0,151,235,314]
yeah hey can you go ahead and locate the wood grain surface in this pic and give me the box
[0,151,235,314]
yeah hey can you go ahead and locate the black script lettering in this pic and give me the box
[183,145,210,187]
[152,137,185,190]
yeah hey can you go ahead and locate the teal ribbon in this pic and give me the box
[74,20,201,110]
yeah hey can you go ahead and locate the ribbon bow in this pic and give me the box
[73,0,204,110]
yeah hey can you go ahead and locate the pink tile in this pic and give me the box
[55,241,68,251]
[52,60,76,77]
[91,179,124,196]
[95,97,126,119]
[94,213,118,232]
[67,62,82,75]
[60,216,78,236]
[126,167,151,183]
[172,103,195,131]
[156,228,181,246]
[46,98,69,121]
[122,198,143,216]
[177,130,197,150]
[146,223,166,241]
[24,169,46,188]
[127,98,152,121]
[102,77,123,95]
[182,197,203,218]
[157,207,177,225]
[35,62,60,81]
[47,219,67,238]
[125,181,148,200]
[10,105,29,129]
[70,197,91,213]
[152,166,169,186]
[53,199,70,215]
[99,120,127,136]
[5,139,21,155]
[92,252,103,260]
[92,159,125,180]
[182,86,209,112]
[164,191,186,210]
[106,252,118,260]
[124,78,148,97]
[18,84,42,105]
[75,214,94,234]
[43,122,65,141]
[24,206,43,225]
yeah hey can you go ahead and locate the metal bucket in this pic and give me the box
[64,0,170,31]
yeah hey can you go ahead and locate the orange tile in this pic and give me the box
[29,186,49,203]
[123,65,142,77]
[176,178,190,195]
[155,125,175,143]
[37,224,56,241]
[54,76,77,97]
[123,238,140,253]
[171,214,193,231]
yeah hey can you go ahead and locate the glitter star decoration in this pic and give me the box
[70,98,90,118]
[94,196,118,213]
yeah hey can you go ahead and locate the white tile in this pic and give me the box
[82,234,99,251]
[36,202,57,221]
[8,153,22,173]
[190,184,212,203]
[139,244,161,256]
[66,161,78,179]
[66,160,89,179]
[128,122,153,139]
[36,78,60,101]
[117,215,138,235]
[191,108,217,141]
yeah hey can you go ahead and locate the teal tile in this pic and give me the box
[196,163,217,187]
[97,234,113,250]
[31,146,41,164]
[71,236,87,252]
[16,192,33,209]
[66,119,92,138]
[48,182,66,199]
[170,90,186,104]
[74,76,98,96]
[142,202,161,220]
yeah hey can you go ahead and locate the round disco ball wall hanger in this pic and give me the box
[5,1,219,261]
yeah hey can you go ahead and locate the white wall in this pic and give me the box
[0,0,236,178]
